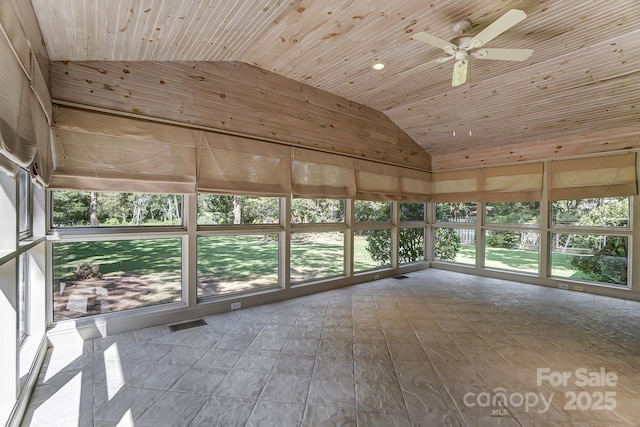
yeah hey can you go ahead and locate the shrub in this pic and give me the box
[570,237,627,285]
[486,231,519,248]
[434,228,460,261]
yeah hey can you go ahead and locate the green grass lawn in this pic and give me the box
[453,243,590,279]
[53,237,598,313]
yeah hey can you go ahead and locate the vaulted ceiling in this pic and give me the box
[31,0,640,170]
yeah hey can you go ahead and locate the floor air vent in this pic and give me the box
[169,319,208,332]
[394,275,409,280]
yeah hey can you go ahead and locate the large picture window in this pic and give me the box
[198,234,279,297]
[290,231,344,283]
[52,238,182,320]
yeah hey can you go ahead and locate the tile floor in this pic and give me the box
[21,269,640,426]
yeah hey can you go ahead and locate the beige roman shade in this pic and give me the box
[400,169,432,202]
[480,163,543,202]
[433,163,543,202]
[356,160,402,201]
[547,153,638,201]
[291,148,356,198]
[51,107,198,193]
[0,27,35,176]
[0,12,53,183]
[198,132,291,196]
[432,170,479,202]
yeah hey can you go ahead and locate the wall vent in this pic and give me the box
[169,319,207,332]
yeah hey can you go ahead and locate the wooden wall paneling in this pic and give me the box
[51,61,432,170]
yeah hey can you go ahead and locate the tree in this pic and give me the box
[89,192,99,226]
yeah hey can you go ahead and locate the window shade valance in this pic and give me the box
[480,163,543,202]
[51,108,198,193]
[197,132,292,196]
[432,163,543,202]
[547,153,637,201]
[432,170,479,202]
[400,169,432,202]
[291,148,356,198]
[355,160,402,201]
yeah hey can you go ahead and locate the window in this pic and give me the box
[485,230,540,274]
[399,228,425,264]
[198,195,279,225]
[550,197,630,287]
[399,203,426,264]
[550,234,628,286]
[434,203,476,265]
[354,229,391,272]
[354,200,391,222]
[484,202,540,275]
[551,197,629,228]
[52,238,182,320]
[435,202,477,223]
[291,198,344,224]
[198,234,279,297]
[18,168,31,239]
[400,202,425,222]
[355,200,392,272]
[52,191,183,227]
[485,201,539,225]
[291,232,344,283]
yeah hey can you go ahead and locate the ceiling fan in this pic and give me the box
[400,9,533,86]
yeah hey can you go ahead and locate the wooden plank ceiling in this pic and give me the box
[31,0,640,171]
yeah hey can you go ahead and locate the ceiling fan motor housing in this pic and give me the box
[452,19,472,34]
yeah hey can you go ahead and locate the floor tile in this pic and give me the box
[188,396,255,427]
[246,401,305,427]
[259,373,311,404]
[20,269,640,427]
[170,366,228,394]
[214,369,269,399]
[301,405,356,427]
[134,391,208,426]
[307,378,356,408]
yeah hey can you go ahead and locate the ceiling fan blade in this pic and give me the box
[471,9,527,48]
[411,32,457,51]
[473,48,533,61]
[399,56,453,77]
[452,59,468,87]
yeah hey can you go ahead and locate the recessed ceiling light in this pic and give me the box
[372,62,385,71]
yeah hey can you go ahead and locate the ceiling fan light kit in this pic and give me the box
[401,9,533,86]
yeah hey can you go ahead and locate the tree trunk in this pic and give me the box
[233,196,242,224]
[89,191,99,227]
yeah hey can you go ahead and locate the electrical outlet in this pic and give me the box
[558,283,570,290]
[573,285,584,292]
[374,274,380,280]
[231,302,241,310]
